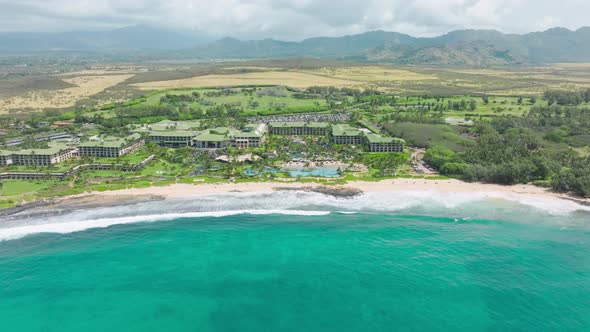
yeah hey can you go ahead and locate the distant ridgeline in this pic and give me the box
[2,26,590,65]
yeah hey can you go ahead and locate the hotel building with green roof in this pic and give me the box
[268,122,330,136]
[331,124,365,145]
[0,145,78,166]
[78,133,144,158]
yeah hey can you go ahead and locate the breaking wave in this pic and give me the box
[1,190,589,241]
[0,209,332,241]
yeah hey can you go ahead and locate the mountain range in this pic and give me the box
[0,26,209,52]
[2,25,590,65]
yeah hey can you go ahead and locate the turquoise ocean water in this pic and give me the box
[0,190,589,331]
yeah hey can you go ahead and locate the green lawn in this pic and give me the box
[142,87,329,116]
[96,149,153,164]
[575,146,590,157]
[383,122,474,151]
[0,181,52,197]
[365,96,549,122]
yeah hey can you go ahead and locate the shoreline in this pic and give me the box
[49,179,590,210]
[2,178,589,221]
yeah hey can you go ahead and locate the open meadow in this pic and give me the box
[0,74,134,113]
[2,61,590,115]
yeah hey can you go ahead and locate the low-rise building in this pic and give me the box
[268,122,330,135]
[132,120,201,147]
[0,150,13,166]
[148,131,197,148]
[194,128,232,149]
[131,120,201,133]
[332,124,365,145]
[147,123,267,150]
[78,133,144,158]
[231,123,267,148]
[1,145,78,166]
[366,133,405,152]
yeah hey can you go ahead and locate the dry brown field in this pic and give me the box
[3,62,590,114]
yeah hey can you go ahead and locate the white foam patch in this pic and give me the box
[0,210,330,242]
[2,189,588,242]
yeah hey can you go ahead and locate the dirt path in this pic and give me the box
[410,147,436,176]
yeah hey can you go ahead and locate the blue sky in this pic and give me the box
[0,0,588,40]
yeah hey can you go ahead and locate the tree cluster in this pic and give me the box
[424,105,590,196]
[544,89,590,106]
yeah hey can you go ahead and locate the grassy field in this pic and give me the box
[131,70,360,90]
[0,73,134,114]
[575,146,590,157]
[0,180,52,196]
[0,180,60,208]
[129,64,590,99]
[383,122,474,151]
[362,95,554,123]
[302,67,438,82]
[0,59,590,114]
[3,61,590,114]
[139,86,330,116]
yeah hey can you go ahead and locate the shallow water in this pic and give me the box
[287,166,340,177]
[1,191,589,331]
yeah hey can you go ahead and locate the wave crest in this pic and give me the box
[0,209,332,241]
[1,190,588,241]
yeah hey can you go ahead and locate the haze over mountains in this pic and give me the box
[2,25,590,65]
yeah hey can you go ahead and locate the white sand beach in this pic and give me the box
[82,179,589,206]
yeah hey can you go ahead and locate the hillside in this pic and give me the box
[0,26,210,52]
[365,42,523,66]
[183,27,590,65]
[2,26,590,65]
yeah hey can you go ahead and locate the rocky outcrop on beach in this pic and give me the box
[0,194,165,219]
[274,186,363,198]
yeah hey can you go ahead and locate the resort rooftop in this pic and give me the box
[332,124,363,137]
[1,144,71,156]
[268,122,330,128]
[366,133,406,144]
[195,131,228,142]
[231,124,267,138]
[131,120,201,133]
[148,131,198,137]
[79,133,142,148]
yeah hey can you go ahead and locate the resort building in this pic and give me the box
[148,131,197,148]
[332,124,365,145]
[78,133,144,158]
[130,120,201,133]
[194,128,232,149]
[268,122,330,136]
[132,120,201,148]
[1,145,78,166]
[366,133,406,152]
[0,150,13,166]
[128,120,201,148]
[231,123,267,148]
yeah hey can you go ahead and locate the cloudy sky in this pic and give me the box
[0,0,588,40]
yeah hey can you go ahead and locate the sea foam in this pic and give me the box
[1,190,588,241]
[0,209,331,241]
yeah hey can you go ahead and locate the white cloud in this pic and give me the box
[0,0,588,39]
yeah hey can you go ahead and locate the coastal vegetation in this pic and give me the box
[423,105,590,196]
[1,73,590,208]
[3,61,590,115]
